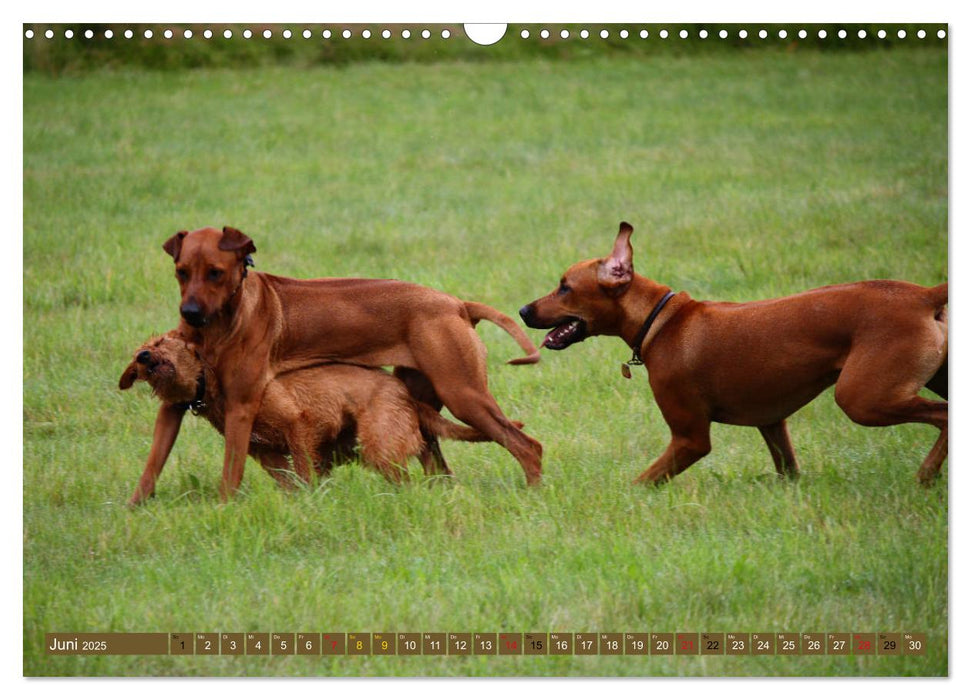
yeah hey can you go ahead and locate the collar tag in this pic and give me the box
[622,290,675,379]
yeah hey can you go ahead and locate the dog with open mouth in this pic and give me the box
[520,221,947,485]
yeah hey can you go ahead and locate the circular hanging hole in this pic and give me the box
[464,24,507,46]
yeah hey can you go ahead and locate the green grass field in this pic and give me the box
[23,45,947,676]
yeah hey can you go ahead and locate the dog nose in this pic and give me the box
[519,304,534,324]
[180,302,205,327]
[136,350,152,365]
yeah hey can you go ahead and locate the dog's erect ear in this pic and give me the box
[119,362,139,390]
[219,227,257,258]
[163,231,188,261]
[597,221,635,293]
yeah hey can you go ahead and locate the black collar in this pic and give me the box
[623,290,675,374]
[229,255,255,301]
[175,373,207,415]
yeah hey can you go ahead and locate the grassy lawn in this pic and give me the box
[23,46,947,676]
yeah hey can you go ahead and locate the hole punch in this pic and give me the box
[464,23,507,46]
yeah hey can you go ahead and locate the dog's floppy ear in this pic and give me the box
[597,221,635,294]
[163,231,188,261]
[219,226,257,258]
[119,361,139,390]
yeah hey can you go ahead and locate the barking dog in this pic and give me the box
[520,222,947,485]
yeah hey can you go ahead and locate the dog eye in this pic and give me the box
[207,268,224,282]
[175,268,189,282]
[558,282,571,295]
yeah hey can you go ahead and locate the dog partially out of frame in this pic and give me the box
[120,332,505,502]
[136,226,542,503]
[520,222,947,485]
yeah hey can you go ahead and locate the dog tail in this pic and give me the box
[416,403,524,442]
[464,301,541,365]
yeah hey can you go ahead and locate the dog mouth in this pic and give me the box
[181,313,208,328]
[543,318,588,350]
[146,362,175,383]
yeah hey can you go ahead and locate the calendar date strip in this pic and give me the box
[46,631,926,656]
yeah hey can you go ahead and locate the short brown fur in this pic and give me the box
[120,332,503,501]
[135,226,541,503]
[520,222,948,485]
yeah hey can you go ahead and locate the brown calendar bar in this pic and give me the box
[524,632,547,655]
[903,633,926,655]
[373,632,395,655]
[45,633,168,655]
[423,632,446,655]
[448,632,472,655]
[44,631,928,655]
[651,632,674,655]
[321,632,346,655]
[499,632,523,655]
[398,633,422,656]
[625,633,650,655]
[677,632,700,655]
[776,633,799,656]
[549,633,572,655]
[272,633,295,655]
[297,633,320,655]
[170,633,193,655]
[701,633,724,655]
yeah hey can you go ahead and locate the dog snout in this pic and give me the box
[520,303,544,329]
[180,301,206,327]
[519,304,535,325]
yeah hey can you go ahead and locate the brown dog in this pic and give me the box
[120,332,502,501]
[520,222,948,484]
[149,226,542,502]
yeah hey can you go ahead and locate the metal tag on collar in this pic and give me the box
[621,290,675,380]
[621,355,643,379]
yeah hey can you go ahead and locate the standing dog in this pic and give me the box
[520,222,947,484]
[147,226,542,502]
[120,332,501,502]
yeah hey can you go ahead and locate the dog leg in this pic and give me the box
[220,403,259,501]
[253,449,299,490]
[917,425,948,484]
[413,333,542,484]
[129,404,185,506]
[394,367,452,476]
[439,386,543,485]
[840,391,948,484]
[835,355,948,483]
[286,441,315,485]
[633,423,712,485]
[758,421,800,478]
